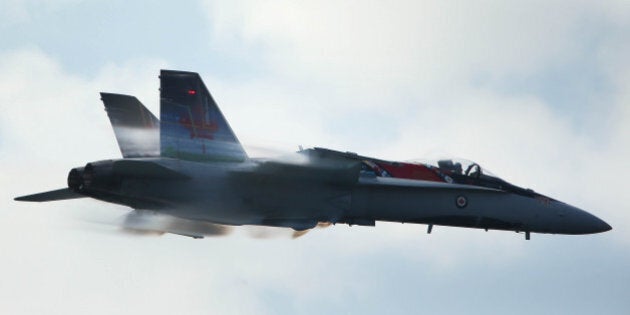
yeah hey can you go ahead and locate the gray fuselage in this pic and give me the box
[71,157,611,236]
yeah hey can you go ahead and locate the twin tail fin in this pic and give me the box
[159,70,248,162]
[100,93,160,158]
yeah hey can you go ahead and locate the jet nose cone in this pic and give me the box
[591,217,612,233]
[561,204,612,234]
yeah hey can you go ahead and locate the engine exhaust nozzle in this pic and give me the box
[67,167,85,191]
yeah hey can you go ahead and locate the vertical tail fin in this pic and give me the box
[159,70,247,162]
[100,93,160,158]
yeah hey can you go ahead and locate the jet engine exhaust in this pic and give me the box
[67,167,84,191]
[67,161,118,194]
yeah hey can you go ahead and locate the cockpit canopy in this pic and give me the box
[306,147,543,199]
[424,158,497,179]
[417,158,541,198]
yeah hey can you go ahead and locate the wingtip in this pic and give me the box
[14,195,37,202]
[13,188,85,202]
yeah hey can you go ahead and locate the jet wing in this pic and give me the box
[14,188,85,202]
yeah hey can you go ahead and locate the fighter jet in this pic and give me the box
[15,70,612,240]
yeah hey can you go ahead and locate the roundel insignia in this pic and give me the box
[456,195,468,208]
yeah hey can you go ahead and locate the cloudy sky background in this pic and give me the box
[1,1,628,314]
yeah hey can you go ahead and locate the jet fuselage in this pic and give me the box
[66,156,611,236]
[15,69,611,239]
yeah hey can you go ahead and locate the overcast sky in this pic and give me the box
[1,1,629,314]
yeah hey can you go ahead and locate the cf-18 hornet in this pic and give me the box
[15,70,612,240]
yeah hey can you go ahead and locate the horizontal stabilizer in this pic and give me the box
[14,188,85,202]
[112,159,190,179]
[101,93,160,158]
